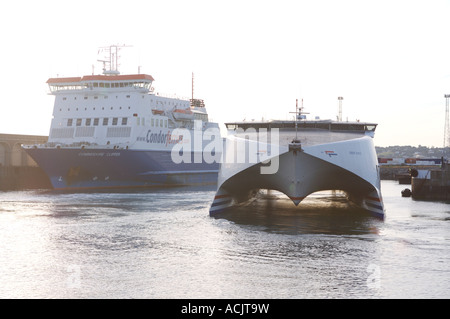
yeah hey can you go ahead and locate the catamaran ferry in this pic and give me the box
[209,100,385,219]
[23,46,220,189]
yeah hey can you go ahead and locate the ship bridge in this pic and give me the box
[47,74,155,93]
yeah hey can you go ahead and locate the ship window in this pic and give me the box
[93,83,98,87]
[94,96,98,99]
[122,117,128,125]
[151,119,154,126]
[76,118,82,126]
[86,118,91,126]
[93,118,99,126]
[67,119,73,127]
[155,119,158,127]
[63,97,67,101]
[105,83,110,88]
[160,119,163,127]
[103,118,109,126]
[126,95,130,98]
[165,120,168,128]
[84,97,88,100]
[112,117,118,126]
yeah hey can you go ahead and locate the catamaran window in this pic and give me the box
[160,119,163,127]
[112,118,118,126]
[93,83,98,88]
[164,120,168,128]
[86,118,91,126]
[67,119,73,127]
[122,118,128,125]
[76,119,82,126]
[103,118,109,126]
[93,118,99,126]
[155,119,159,127]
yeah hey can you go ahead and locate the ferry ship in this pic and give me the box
[209,101,385,219]
[23,46,220,189]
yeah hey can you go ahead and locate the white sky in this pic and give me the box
[1,0,450,147]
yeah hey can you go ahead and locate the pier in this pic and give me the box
[410,163,450,200]
[0,134,52,190]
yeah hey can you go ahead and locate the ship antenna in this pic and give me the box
[295,99,298,140]
[192,72,194,100]
[98,44,132,75]
[289,99,302,151]
[289,99,301,143]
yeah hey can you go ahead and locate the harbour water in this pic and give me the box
[0,180,449,299]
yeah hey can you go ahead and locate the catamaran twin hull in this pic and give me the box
[210,134,385,219]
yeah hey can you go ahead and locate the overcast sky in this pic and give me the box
[1,0,450,147]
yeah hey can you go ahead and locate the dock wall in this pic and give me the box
[0,166,52,190]
[379,165,438,180]
[0,133,52,191]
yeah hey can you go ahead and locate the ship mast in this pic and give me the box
[289,99,301,145]
[97,44,132,75]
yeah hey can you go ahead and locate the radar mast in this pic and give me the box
[97,44,132,75]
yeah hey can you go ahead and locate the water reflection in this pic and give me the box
[213,191,382,236]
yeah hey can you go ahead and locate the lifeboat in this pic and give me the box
[173,108,194,120]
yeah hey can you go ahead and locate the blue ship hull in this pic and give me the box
[25,148,219,190]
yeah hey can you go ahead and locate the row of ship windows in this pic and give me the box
[61,96,189,107]
[67,118,128,127]
[60,106,131,112]
[62,95,130,100]
[66,117,168,128]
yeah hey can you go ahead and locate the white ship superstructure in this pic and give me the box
[23,46,219,189]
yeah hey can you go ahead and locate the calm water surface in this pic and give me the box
[0,180,449,298]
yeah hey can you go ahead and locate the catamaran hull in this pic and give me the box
[210,135,385,219]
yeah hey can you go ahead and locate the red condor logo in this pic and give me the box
[325,151,337,157]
